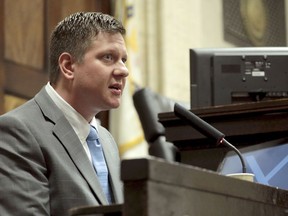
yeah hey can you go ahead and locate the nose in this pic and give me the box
[114,62,129,77]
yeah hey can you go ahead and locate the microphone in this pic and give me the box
[174,103,247,173]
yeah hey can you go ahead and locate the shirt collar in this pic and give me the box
[45,82,98,142]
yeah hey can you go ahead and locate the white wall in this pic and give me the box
[159,0,234,103]
[143,0,288,103]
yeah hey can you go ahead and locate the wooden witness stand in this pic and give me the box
[70,99,288,215]
[70,158,288,216]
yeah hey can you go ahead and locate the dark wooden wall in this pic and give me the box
[0,0,111,128]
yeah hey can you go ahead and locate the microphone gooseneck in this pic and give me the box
[174,103,247,173]
[219,138,246,173]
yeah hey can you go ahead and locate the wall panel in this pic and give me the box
[4,0,44,69]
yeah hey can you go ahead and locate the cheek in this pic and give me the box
[75,65,95,83]
[73,69,95,93]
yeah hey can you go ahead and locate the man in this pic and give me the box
[0,12,128,215]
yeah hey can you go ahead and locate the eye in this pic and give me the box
[103,54,113,61]
[122,57,127,64]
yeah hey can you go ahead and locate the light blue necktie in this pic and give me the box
[86,125,112,204]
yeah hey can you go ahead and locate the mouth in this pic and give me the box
[109,83,122,95]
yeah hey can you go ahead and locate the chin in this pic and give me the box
[106,98,121,109]
[110,102,121,109]
[114,104,121,109]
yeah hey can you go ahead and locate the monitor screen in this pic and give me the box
[218,138,288,190]
[190,47,288,109]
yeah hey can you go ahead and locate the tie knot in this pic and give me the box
[87,126,99,141]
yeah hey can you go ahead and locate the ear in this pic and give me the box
[58,52,75,80]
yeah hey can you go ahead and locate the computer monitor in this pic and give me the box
[190,47,288,109]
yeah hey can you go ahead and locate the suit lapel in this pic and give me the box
[34,88,108,205]
[53,118,108,204]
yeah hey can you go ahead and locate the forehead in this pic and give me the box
[95,31,125,43]
[89,32,127,52]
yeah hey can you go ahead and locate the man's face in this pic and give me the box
[72,32,129,117]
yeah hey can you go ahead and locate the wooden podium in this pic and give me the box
[121,158,288,216]
[70,158,288,216]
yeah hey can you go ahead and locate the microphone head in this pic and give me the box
[174,103,225,145]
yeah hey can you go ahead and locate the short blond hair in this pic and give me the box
[49,12,125,84]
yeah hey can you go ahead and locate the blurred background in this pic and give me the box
[0,0,287,158]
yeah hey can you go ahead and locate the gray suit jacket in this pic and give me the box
[0,87,123,216]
